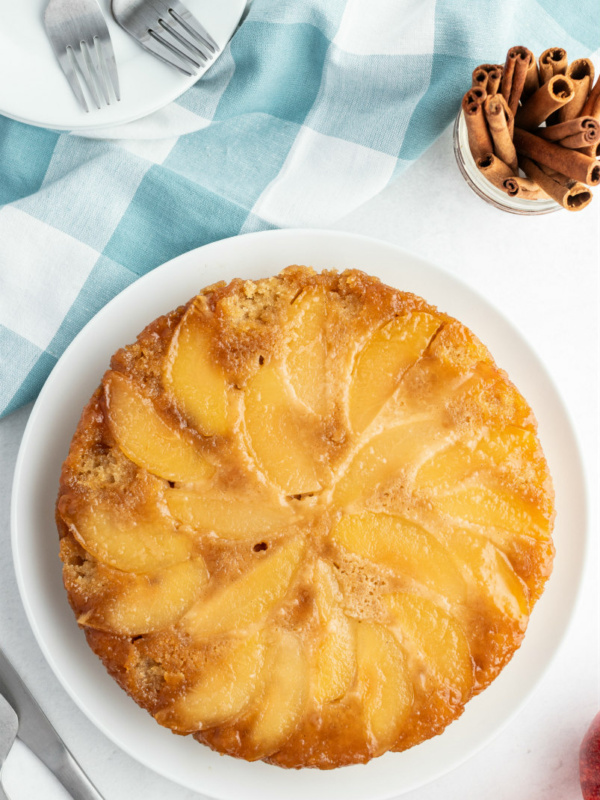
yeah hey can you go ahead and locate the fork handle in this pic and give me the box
[0,743,103,800]
[44,747,104,800]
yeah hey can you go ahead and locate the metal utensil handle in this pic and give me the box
[0,648,104,800]
[52,748,104,800]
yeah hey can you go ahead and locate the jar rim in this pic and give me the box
[453,112,561,215]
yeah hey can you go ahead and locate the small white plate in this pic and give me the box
[0,0,246,131]
[11,230,588,800]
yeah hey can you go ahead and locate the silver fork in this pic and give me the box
[0,693,18,800]
[44,0,121,112]
[0,648,104,800]
[111,0,220,77]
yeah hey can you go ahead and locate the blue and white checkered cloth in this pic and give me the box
[1,0,598,418]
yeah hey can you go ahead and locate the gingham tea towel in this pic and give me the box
[0,0,598,417]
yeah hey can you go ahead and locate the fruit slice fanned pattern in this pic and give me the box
[354,621,413,755]
[156,631,266,734]
[285,286,329,417]
[310,559,357,705]
[164,304,231,436]
[104,371,214,483]
[244,359,326,495]
[76,558,208,636]
[245,629,309,759]
[181,537,306,640]
[348,311,441,434]
[57,268,555,768]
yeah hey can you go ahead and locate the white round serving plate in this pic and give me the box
[12,229,588,800]
[0,0,246,131]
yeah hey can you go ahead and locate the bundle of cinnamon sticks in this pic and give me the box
[462,46,600,211]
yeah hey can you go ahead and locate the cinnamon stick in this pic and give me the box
[472,64,504,95]
[487,68,503,97]
[515,75,575,130]
[501,46,533,115]
[523,54,539,98]
[462,90,493,161]
[472,68,488,89]
[467,86,487,104]
[581,74,600,118]
[513,127,600,185]
[502,175,548,200]
[476,153,515,189]
[485,92,514,137]
[536,117,599,143]
[538,48,568,84]
[559,59,595,122]
[519,156,593,211]
[580,141,600,159]
[559,131,599,149]
[473,64,501,78]
[484,95,518,171]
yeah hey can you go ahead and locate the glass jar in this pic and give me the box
[453,111,560,215]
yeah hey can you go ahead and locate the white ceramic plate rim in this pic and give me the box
[11,229,588,800]
[0,0,246,131]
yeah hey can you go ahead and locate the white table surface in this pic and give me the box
[1,122,598,800]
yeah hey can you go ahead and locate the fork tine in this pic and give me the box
[168,1,219,53]
[55,47,90,112]
[90,38,111,105]
[92,36,120,103]
[45,0,122,113]
[150,28,202,70]
[158,18,210,63]
[142,33,199,76]
[97,35,121,102]
[73,42,102,110]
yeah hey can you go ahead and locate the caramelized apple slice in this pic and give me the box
[156,631,265,734]
[417,426,546,490]
[355,621,413,754]
[81,558,208,635]
[332,513,466,604]
[165,308,230,435]
[311,560,356,705]
[104,371,214,483]
[68,501,193,572]
[247,630,308,758]
[392,328,491,419]
[416,440,478,489]
[244,361,323,494]
[349,312,440,433]
[477,426,542,467]
[385,592,473,701]
[478,531,554,606]
[334,418,449,508]
[285,287,328,416]
[425,319,490,374]
[437,483,551,538]
[443,528,530,622]
[182,537,305,640]
[165,488,297,539]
